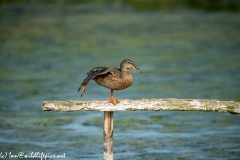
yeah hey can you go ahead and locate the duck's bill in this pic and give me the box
[134,67,142,73]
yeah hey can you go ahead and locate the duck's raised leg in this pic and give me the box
[80,82,89,97]
[109,89,120,105]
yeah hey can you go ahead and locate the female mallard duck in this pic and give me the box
[78,59,142,105]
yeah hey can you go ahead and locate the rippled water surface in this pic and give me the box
[0,3,240,160]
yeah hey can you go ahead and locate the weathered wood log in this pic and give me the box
[103,111,114,160]
[42,98,240,114]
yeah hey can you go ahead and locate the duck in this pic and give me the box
[78,59,142,105]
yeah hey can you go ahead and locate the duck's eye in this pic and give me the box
[126,61,133,65]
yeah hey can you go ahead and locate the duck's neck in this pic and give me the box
[120,67,130,77]
[120,65,126,72]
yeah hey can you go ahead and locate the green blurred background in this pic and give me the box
[0,0,240,159]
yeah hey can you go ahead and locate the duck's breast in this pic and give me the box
[94,72,133,90]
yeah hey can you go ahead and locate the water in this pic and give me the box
[0,2,240,160]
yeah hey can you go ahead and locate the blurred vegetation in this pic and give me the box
[1,0,240,12]
[126,0,240,11]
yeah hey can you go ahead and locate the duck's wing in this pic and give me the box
[87,67,104,75]
[78,67,114,96]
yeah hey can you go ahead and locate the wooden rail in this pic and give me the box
[42,98,240,114]
[42,98,240,160]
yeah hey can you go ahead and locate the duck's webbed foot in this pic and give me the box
[108,89,120,105]
[109,97,120,106]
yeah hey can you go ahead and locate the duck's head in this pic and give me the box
[120,59,142,73]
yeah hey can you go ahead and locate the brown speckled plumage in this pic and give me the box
[78,59,142,105]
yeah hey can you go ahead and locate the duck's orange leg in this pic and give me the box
[109,89,120,105]
[80,82,89,97]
